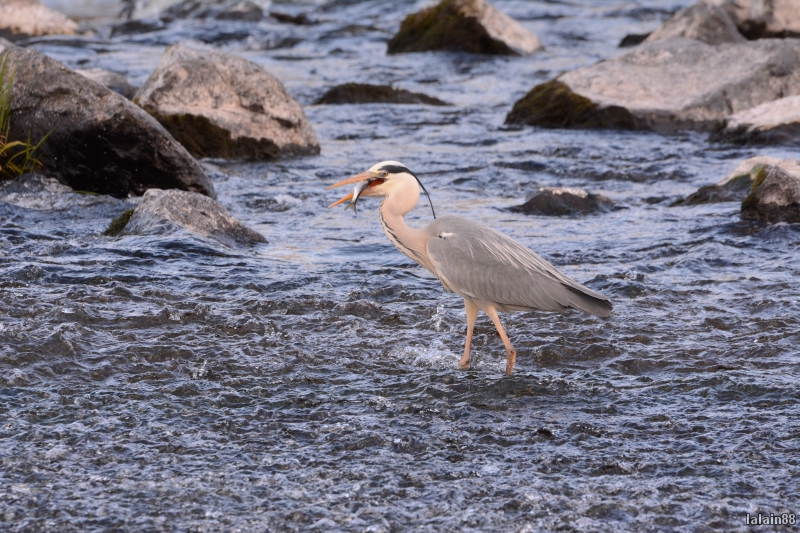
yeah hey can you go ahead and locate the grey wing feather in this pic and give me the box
[425,216,612,317]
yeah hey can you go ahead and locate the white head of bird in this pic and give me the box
[328,161,612,376]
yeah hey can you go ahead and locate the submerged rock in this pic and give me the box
[0,42,214,199]
[508,187,614,216]
[109,188,266,247]
[135,43,319,160]
[644,2,744,45]
[125,0,261,20]
[0,0,77,40]
[216,1,262,21]
[0,173,125,211]
[315,83,450,106]
[506,38,800,133]
[674,156,800,206]
[711,95,800,145]
[741,164,800,223]
[387,0,543,56]
[74,68,138,99]
[710,0,800,39]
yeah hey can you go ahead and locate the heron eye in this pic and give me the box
[380,171,388,178]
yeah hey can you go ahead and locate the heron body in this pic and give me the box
[328,161,612,375]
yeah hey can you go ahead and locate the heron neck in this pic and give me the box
[379,192,433,273]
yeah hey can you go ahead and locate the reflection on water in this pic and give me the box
[2,1,799,531]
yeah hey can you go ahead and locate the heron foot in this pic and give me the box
[505,348,517,376]
[458,354,470,370]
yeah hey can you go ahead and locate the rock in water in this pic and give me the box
[673,156,800,206]
[0,42,214,199]
[216,0,262,21]
[644,2,744,45]
[0,0,77,40]
[741,165,800,223]
[710,0,800,39]
[112,189,267,247]
[711,95,800,145]
[506,38,800,133]
[75,68,138,99]
[508,187,614,216]
[387,0,543,56]
[315,83,450,106]
[135,43,319,160]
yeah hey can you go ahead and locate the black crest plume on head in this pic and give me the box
[378,163,436,219]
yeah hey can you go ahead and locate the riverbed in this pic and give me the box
[1,0,799,531]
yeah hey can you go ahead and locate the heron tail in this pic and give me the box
[564,284,613,318]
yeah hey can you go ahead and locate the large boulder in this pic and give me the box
[135,43,320,160]
[508,187,614,216]
[315,83,449,106]
[673,156,800,206]
[506,38,800,134]
[75,68,138,99]
[387,0,543,56]
[710,0,800,39]
[107,188,266,247]
[0,42,214,198]
[644,2,745,45]
[0,0,77,40]
[741,164,800,223]
[711,94,800,145]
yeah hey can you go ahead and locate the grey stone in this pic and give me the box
[741,164,800,223]
[387,0,543,56]
[710,0,800,39]
[0,42,214,198]
[644,2,745,45]
[674,156,800,205]
[506,38,800,134]
[74,68,138,99]
[134,43,319,160]
[508,187,614,216]
[0,0,77,41]
[216,0,262,21]
[117,188,266,247]
[711,94,800,144]
[315,83,450,106]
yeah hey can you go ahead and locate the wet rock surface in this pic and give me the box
[74,67,138,99]
[671,156,800,206]
[508,37,800,133]
[644,1,744,45]
[215,0,262,22]
[135,43,319,160]
[0,43,214,198]
[114,188,266,247]
[712,94,800,145]
[0,0,77,40]
[741,164,800,223]
[387,0,543,56]
[508,187,614,216]
[315,83,450,106]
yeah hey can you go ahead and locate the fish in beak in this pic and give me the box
[327,171,386,214]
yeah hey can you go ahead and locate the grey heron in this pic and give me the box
[328,161,612,375]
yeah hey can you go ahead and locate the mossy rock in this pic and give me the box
[741,165,800,223]
[672,171,757,206]
[387,0,541,56]
[315,83,450,106]
[505,80,638,129]
[104,208,134,236]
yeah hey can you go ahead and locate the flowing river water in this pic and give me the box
[1,0,799,531]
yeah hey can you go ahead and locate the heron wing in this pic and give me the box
[425,216,612,317]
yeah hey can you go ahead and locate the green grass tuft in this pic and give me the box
[0,52,50,180]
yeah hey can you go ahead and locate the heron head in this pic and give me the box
[327,161,436,218]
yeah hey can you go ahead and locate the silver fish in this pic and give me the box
[345,180,370,216]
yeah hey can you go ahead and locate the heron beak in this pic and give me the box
[327,171,381,208]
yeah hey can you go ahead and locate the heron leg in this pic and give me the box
[460,299,479,370]
[484,305,517,376]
